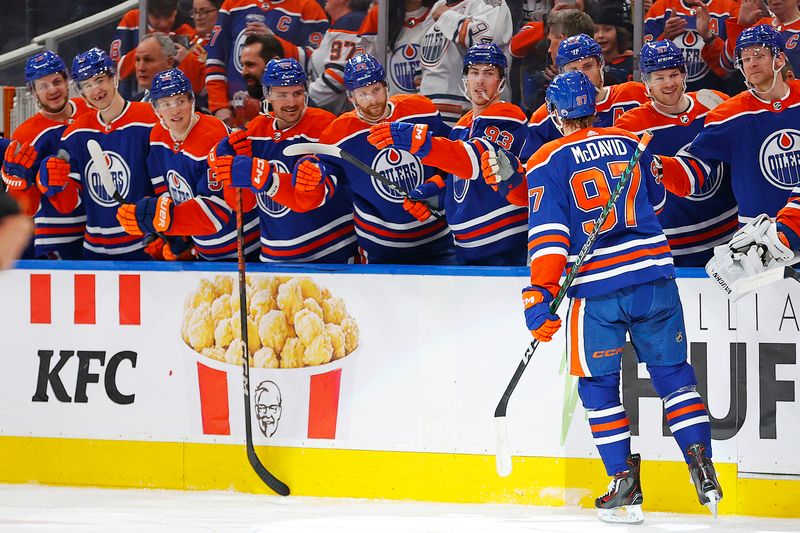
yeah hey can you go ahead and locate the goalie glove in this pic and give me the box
[729,214,795,266]
[480,145,523,194]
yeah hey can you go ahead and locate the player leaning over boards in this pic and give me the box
[1,51,90,259]
[115,68,250,261]
[519,71,722,523]
[35,48,163,260]
[615,40,738,267]
[207,58,357,263]
[367,43,528,266]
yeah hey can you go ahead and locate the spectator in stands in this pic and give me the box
[205,0,329,128]
[589,0,635,84]
[727,0,800,77]
[510,5,595,112]
[418,0,514,126]
[644,0,735,94]
[304,0,371,114]
[134,34,179,101]
[111,0,195,99]
[179,0,225,111]
[355,0,437,96]
[191,0,222,40]
[236,35,285,126]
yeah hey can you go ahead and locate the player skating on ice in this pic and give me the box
[519,70,722,523]
[367,43,528,265]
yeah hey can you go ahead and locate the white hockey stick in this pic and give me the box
[695,89,725,110]
[734,266,800,294]
[87,139,125,204]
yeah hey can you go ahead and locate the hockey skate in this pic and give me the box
[595,454,644,524]
[687,443,723,517]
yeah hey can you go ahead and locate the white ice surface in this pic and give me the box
[0,484,798,533]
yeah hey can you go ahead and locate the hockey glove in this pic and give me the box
[226,155,276,192]
[522,285,561,342]
[162,236,196,261]
[729,213,794,265]
[36,155,71,197]
[2,140,38,190]
[367,122,432,157]
[216,128,252,157]
[116,195,174,236]
[403,175,445,222]
[480,145,523,194]
[292,155,329,191]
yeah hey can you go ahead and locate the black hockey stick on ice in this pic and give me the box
[282,142,445,218]
[494,130,654,477]
[234,188,290,496]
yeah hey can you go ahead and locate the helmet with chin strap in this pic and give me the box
[462,43,507,77]
[640,40,685,75]
[150,68,193,102]
[343,53,386,91]
[25,50,68,84]
[735,24,785,69]
[71,47,116,84]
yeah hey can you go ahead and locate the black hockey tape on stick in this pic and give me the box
[234,188,291,496]
[493,130,654,478]
[283,142,445,218]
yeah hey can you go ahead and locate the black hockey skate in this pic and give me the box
[595,453,644,524]
[687,443,723,518]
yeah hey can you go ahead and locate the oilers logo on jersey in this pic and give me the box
[420,31,449,67]
[371,148,424,203]
[390,44,421,93]
[759,129,800,190]
[452,175,470,204]
[675,32,708,84]
[166,170,195,204]
[84,150,131,207]
[256,159,291,217]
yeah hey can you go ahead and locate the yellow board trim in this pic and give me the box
[0,436,798,518]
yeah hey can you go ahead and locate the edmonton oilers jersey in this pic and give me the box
[677,80,800,224]
[148,113,260,260]
[527,127,673,299]
[445,102,529,261]
[61,102,163,259]
[11,99,89,258]
[247,107,357,263]
[319,94,454,262]
[644,0,734,92]
[205,0,329,111]
[522,82,649,163]
[615,91,738,266]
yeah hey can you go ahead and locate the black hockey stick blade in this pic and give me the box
[235,188,290,496]
[283,142,445,218]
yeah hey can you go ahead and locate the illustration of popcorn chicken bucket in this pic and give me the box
[181,274,359,442]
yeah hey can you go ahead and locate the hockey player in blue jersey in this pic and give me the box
[207,58,357,263]
[615,40,738,267]
[36,48,163,260]
[367,43,529,265]
[520,70,721,523]
[115,68,257,261]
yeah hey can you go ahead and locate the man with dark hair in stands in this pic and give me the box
[110,0,195,99]
[235,34,285,126]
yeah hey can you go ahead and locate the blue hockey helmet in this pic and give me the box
[71,47,116,83]
[735,24,785,61]
[262,58,308,91]
[546,70,596,119]
[555,34,603,70]
[150,68,193,102]
[25,50,68,83]
[640,40,685,75]
[463,43,507,76]
[343,53,386,91]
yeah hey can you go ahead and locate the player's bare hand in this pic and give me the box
[663,13,688,40]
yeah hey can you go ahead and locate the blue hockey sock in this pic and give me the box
[578,375,631,476]
[648,362,712,463]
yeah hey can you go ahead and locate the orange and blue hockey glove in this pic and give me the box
[292,155,330,192]
[403,175,445,222]
[367,122,432,157]
[116,194,174,236]
[2,140,38,190]
[36,155,71,197]
[213,129,252,157]
[522,285,561,342]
